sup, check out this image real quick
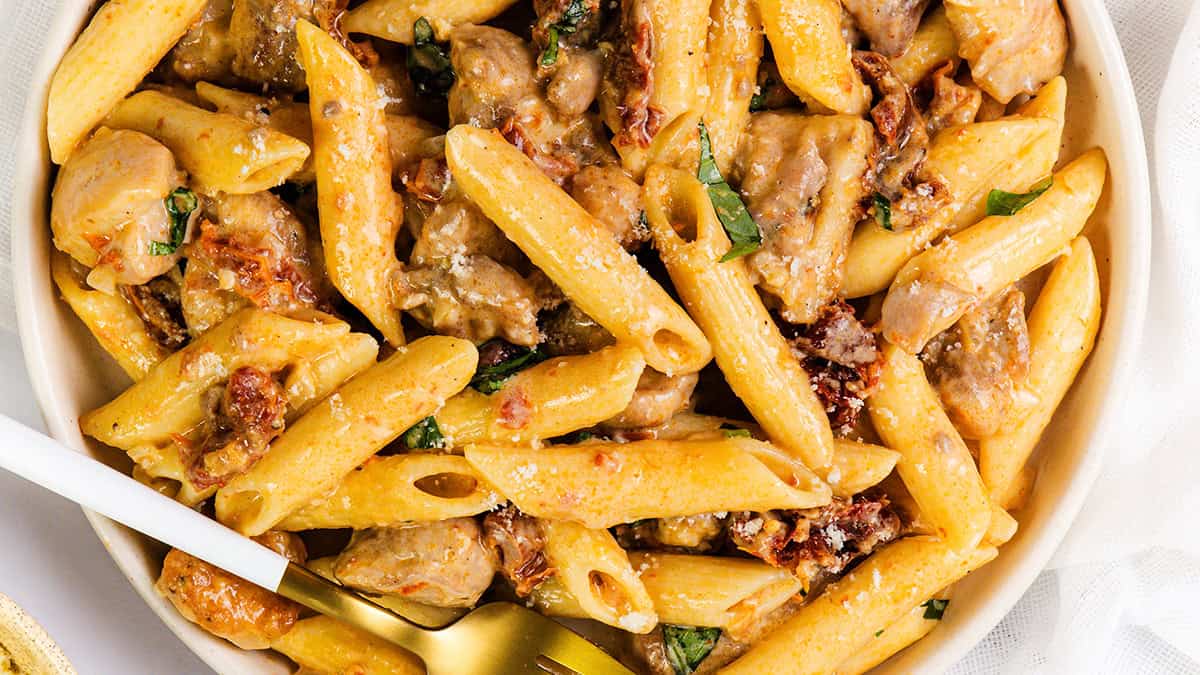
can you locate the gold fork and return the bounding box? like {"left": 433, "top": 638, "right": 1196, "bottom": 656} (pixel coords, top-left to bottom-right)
{"left": 0, "top": 414, "right": 634, "bottom": 675}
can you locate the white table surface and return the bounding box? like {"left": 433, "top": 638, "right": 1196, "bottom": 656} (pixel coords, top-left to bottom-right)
{"left": 0, "top": 329, "right": 212, "bottom": 674}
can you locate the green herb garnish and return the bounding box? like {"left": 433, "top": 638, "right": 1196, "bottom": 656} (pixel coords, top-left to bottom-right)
{"left": 408, "top": 17, "right": 455, "bottom": 97}
{"left": 698, "top": 121, "right": 761, "bottom": 261}
{"left": 539, "top": 0, "right": 588, "bottom": 66}
{"left": 401, "top": 416, "right": 445, "bottom": 449}
{"left": 663, "top": 625, "right": 721, "bottom": 675}
{"left": 985, "top": 177, "right": 1052, "bottom": 216}
{"left": 150, "top": 187, "right": 197, "bottom": 255}
{"left": 875, "top": 629, "right": 885, "bottom": 637}
{"left": 721, "top": 426, "right": 752, "bottom": 438}
{"left": 470, "top": 344, "right": 548, "bottom": 394}
{"left": 873, "top": 192, "right": 893, "bottom": 231}
{"left": 922, "top": 598, "right": 949, "bottom": 620}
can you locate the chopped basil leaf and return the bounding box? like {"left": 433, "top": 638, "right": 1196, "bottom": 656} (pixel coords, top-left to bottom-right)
{"left": 470, "top": 343, "right": 548, "bottom": 394}
{"left": 873, "top": 193, "right": 893, "bottom": 231}
{"left": 749, "top": 89, "right": 767, "bottom": 112}
{"left": 408, "top": 17, "right": 455, "bottom": 98}
{"left": 875, "top": 629, "right": 885, "bottom": 637}
{"left": 538, "top": 0, "right": 588, "bottom": 66}
{"left": 985, "top": 176, "right": 1052, "bottom": 216}
{"left": 720, "top": 423, "right": 752, "bottom": 438}
{"left": 663, "top": 625, "right": 721, "bottom": 675}
{"left": 697, "top": 121, "right": 761, "bottom": 262}
{"left": 402, "top": 416, "right": 445, "bottom": 449}
{"left": 150, "top": 187, "right": 197, "bottom": 255}
{"left": 922, "top": 598, "right": 949, "bottom": 620}
{"left": 540, "top": 27, "right": 562, "bottom": 66}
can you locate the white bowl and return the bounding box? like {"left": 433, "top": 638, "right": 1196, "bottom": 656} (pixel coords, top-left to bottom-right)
{"left": 10, "top": 0, "right": 1150, "bottom": 672}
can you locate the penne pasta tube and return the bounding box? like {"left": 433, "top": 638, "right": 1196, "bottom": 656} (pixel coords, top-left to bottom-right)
{"left": 342, "top": 0, "right": 519, "bottom": 44}
{"left": 720, "top": 537, "right": 997, "bottom": 675}
{"left": 643, "top": 165, "right": 834, "bottom": 472}
{"left": 464, "top": 438, "right": 831, "bottom": 528}
{"left": 984, "top": 502, "right": 1019, "bottom": 546}
{"left": 437, "top": 344, "right": 646, "bottom": 446}
{"left": 532, "top": 552, "right": 804, "bottom": 641}
{"left": 888, "top": 6, "right": 958, "bottom": 87}
{"left": 981, "top": 237, "right": 1101, "bottom": 508}
{"left": 832, "top": 589, "right": 953, "bottom": 675}
{"left": 828, "top": 441, "right": 902, "bottom": 498}
{"left": 215, "top": 336, "right": 478, "bottom": 535}
{"left": 297, "top": 20, "right": 406, "bottom": 346}
{"left": 51, "top": 251, "right": 170, "bottom": 381}
{"left": 757, "top": 0, "right": 870, "bottom": 115}
{"left": 704, "top": 0, "right": 763, "bottom": 175}
{"left": 867, "top": 343, "right": 993, "bottom": 550}
{"left": 46, "top": 0, "right": 208, "bottom": 164}
{"left": 539, "top": 520, "right": 658, "bottom": 633}
{"left": 276, "top": 454, "right": 504, "bottom": 530}
{"left": 104, "top": 90, "right": 310, "bottom": 195}
{"left": 445, "top": 125, "right": 712, "bottom": 375}
{"left": 881, "top": 149, "right": 1106, "bottom": 353}
{"left": 271, "top": 615, "right": 424, "bottom": 675}
{"left": 843, "top": 115, "right": 1058, "bottom": 298}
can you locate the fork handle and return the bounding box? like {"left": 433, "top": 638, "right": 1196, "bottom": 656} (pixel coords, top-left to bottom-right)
{"left": 0, "top": 414, "right": 290, "bottom": 591}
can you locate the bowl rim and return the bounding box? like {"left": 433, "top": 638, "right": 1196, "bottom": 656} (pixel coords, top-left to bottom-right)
{"left": 9, "top": 0, "right": 1152, "bottom": 671}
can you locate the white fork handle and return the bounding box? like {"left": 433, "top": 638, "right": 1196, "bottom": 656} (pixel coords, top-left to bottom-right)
{"left": 0, "top": 414, "right": 290, "bottom": 591}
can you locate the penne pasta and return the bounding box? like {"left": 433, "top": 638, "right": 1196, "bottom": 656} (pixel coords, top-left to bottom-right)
{"left": 533, "top": 552, "right": 804, "bottom": 641}
{"left": 343, "top": 0, "right": 519, "bottom": 44}
{"left": 276, "top": 454, "right": 504, "bottom": 530}
{"left": 445, "top": 125, "right": 712, "bottom": 375}
{"left": 867, "top": 343, "right": 993, "bottom": 550}
{"left": 104, "top": 90, "right": 310, "bottom": 195}
{"left": 296, "top": 20, "right": 406, "bottom": 346}
{"left": 828, "top": 441, "right": 902, "bottom": 498}
{"left": 643, "top": 165, "right": 835, "bottom": 472}
{"left": 984, "top": 502, "right": 1020, "bottom": 546}
{"left": 437, "top": 344, "right": 646, "bottom": 446}
{"left": 46, "top": 0, "right": 208, "bottom": 164}
{"left": 50, "top": 251, "right": 170, "bottom": 381}
{"left": 880, "top": 148, "right": 1106, "bottom": 352}
{"left": 270, "top": 615, "right": 424, "bottom": 675}
{"left": 832, "top": 590, "right": 952, "bottom": 675}
{"left": 981, "top": 237, "right": 1101, "bottom": 508}
{"left": 757, "top": 0, "right": 870, "bottom": 115}
{"left": 465, "top": 438, "right": 832, "bottom": 528}
{"left": 721, "top": 537, "right": 997, "bottom": 675}
{"left": 843, "top": 115, "right": 1059, "bottom": 298}
{"left": 539, "top": 520, "right": 658, "bottom": 633}
{"left": 704, "top": 0, "right": 763, "bottom": 175}
{"left": 215, "top": 336, "right": 477, "bottom": 536}
{"left": 888, "top": 6, "right": 958, "bottom": 87}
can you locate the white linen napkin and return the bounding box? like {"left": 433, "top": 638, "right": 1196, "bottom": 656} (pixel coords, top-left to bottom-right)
{"left": 0, "top": 0, "right": 1197, "bottom": 672}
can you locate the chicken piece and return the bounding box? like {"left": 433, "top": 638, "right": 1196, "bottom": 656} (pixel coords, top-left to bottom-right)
{"left": 157, "top": 536, "right": 304, "bottom": 650}
{"left": 183, "top": 365, "right": 288, "bottom": 489}
{"left": 410, "top": 197, "right": 524, "bottom": 270}
{"left": 228, "top": 0, "right": 314, "bottom": 92}
{"left": 546, "top": 48, "right": 604, "bottom": 119}
{"left": 734, "top": 113, "right": 873, "bottom": 323}
{"left": 181, "top": 192, "right": 322, "bottom": 336}
{"left": 482, "top": 504, "right": 554, "bottom": 596}
{"left": 728, "top": 493, "right": 903, "bottom": 581}
{"left": 785, "top": 301, "right": 881, "bottom": 435}
{"left": 613, "top": 513, "right": 726, "bottom": 551}
{"left": 602, "top": 369, "right": 699, "bottom": 430}
{"left": 569, "top": 164, "right": 648, "bottom": 251}
{"left": 169, "top": 0, "right": 235, "bottom": 83}
{"left": 540, "top": 302, "right": 616, "bottom": 356}
{"left": 923, "top": 287, "right": 1031, "bottom": 439}
{"left": 120, "top": 274, "right": 189, "bottom": 351}
{"left": 50, "top": 129, "right": 189, "bottom": 293}
{"left": 448, "top": 25, "right": 612, "bottom": 184}
{"left": 944, "top": 0, "right": 1068, "bottom": 103}
{"left": 840, "top": 0, "right": 931, "bottom": 57}
{"left": 923, "top": 62, "right": 982, "bottom": 135}
{"left": 333, "top": 520, "right": 497, "bottom": 608}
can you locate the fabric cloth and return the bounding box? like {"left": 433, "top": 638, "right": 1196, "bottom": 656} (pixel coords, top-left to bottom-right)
{"left": 0, "top": 0, "right": 1198, "bottom": 672}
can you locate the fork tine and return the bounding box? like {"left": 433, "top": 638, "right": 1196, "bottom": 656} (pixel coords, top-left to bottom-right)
{"left": 535, "top": 632, "right": 637, "bottom": 675}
